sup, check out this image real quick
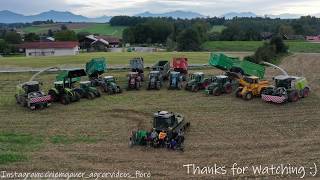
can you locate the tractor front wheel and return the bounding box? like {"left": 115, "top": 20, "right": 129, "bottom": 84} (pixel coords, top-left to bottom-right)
{"left": 289, "top": 91, "right": 299, "bottom": 102}
{"left": 224, "top": 83, "right": 232, "bottom": 94}
{"left": 213, "top": 88, "right": 221, "bottom": 96}
{"left": 243, "top": 92, "right": 253, "bottom": 100}
{"left": 236, "top": 88, "right": 243, "bottom": 98}
{"left": 87, "top": 92, "right": 95, "bottom": 100}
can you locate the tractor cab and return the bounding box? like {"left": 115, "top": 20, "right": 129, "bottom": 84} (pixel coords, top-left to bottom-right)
{"left": 54, "top": 81, "right": 65, "bottom": 91}
{"left": 80, "top": 81, "right": 92, "bottom": 89}
{"left": 273, "top": 75, "right": 296, "bottom": 89}
{"left": 191, "top": 72, "right": 204, "bottom": 82}
{"left": 104, "top": 76, "right": 116, "bottom": 83}
{"left": 149, "top": 71, "right": 161, "bottom": 80}
{"left": 243, "top": 76, "right": 259, "bottom": 84}
{"left": 212, "top": 75, "right": 229, "bottom": 84}
{"left": 153, "top": 111, "right": 177, "bottom": 132}
{"left": 170, "top": 71, "right": 181, "bottom": 78}
{"left": 128, "top": 72, "right": 139, "bottom": 78}
{"left": 130, "top": 57, "right": 144, "bottom": 72}
{"left": 22, "top": 81, "right": 40, "bottom": 94}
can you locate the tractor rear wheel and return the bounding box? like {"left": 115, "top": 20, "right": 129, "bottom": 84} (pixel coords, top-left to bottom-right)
{"left": 74, "top": 91, "right": 81, "bottom": 101}
{"left": 95, "top": 90, "right": 101, "bottom": 97}
{"left": 213, "top": 88, "right": 221, "bottom": 96}
{"left": 289, "top": 91, "right": 299, "bottom": 102}
{"left": 87, "top": 92, "right": 95, "bottom": 100}
{"left": 243, "top": 92, "right": 253, "bottom": 100}
{"left": 236, "top": 88, "right": 243, "bottom": 98}
{"left": 302, "top": 87, "right": 310, "bottom": 98}
{"left": 61, "top": 95, "right": 70, "bottom": 105}
{"left": 224, "top": 83, "right": 232, "bottom": 94}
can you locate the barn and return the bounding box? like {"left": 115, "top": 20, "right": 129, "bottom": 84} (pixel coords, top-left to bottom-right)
{"left": 18, "top": 41, "right": 79, "bottom": 57}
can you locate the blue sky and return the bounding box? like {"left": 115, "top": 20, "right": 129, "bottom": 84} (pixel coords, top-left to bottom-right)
{"left": 1, "top": 0, "right": 319, "bottom": 17}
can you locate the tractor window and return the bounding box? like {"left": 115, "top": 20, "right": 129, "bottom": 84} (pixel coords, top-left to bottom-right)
{"left": 25, "top": 84, "right": 40, "bottom": 93}
{"left": 244, "top": 77, "right": 253, "bottom": 84}
{"left": 154, "top": 117, "right": 171, "bottom": 129}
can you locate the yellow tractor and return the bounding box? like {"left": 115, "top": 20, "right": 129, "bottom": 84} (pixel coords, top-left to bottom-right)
{"left": 235, "top": 76, "right": 269, "bottom": 100}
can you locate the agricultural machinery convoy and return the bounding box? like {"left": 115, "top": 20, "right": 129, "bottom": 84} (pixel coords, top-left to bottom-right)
{"left": 152, "top": 60, "right": 170, "bottom": 80}
{"left": 15, "top": 67, "right": 59, "bottom": 110}
{"left": 129, "top": 111, "right": 190, "bottom": 151}
{"left": 147, "top": 71, "right": 163, "bottom": 90}
{"left": 172, "top": 57, "right": 188, "bottom": 80}
{"left": 168, "top": 71, "right": 183, "bottom": 90}
{"left": 185, "top": 72, "right": 211, "bottom": 92}
{"left": 130, "top": 57, "right": 144, "bottom": 81}
{"left": 127, "top": 72, "right": 142, "bottom": 90}
{"left": 48, "top": 69, "right": 86, "bottom": 105}
{"left": 205, "top": 75, "right": 238, "bottom": 96}
{"left": 260, "top": 62, "right": 310, "bottom": 104}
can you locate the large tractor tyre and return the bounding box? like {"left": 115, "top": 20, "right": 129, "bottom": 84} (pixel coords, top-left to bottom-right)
{"left": 156, "top": 82, "right": 161, "bottom": 90}
{"left": 235, "top": 88, "right": 243, "bottom": 98}
{"left": 74, "top": 91, "right": 81, "bottom": 101}
{"left": 302, "top": 87, "right": 310, "bottom": 98}
{"left": 224, "top": 83, "right": 232, "bottom": 94}
{"left": 101, "top": 84, "right": 108, "bottom": 93}
{"left": 213, "top": 88, "right": 221, "bottom": 96}
{"left": 95, "top": 90, "right": 101, "bottom": 97}
{"left": 117, "top": 86, "right": 122, "bottom": 93}
{"left": 243, "top": 92, "right": 253, "bottom": 100}
{"left": 60, "top": 95, "right": 71, "bottom": 105}
{"left": 135, "top": 82, "right": 141, "bottom": 90}
{"left": 87, "top": 92, "right": 95, "bottom": 100}
{"left": 48, "top": 90, "right": 59, "bottom": 102}
{"left": 191, "top": 85, "right": 198, "bottom": 92}
{"left": 289, "top": 91, "right": 299, "bottom": 102}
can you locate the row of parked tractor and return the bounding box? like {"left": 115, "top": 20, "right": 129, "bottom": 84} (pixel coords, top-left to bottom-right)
{"left": 15, "top": 53, "right": 310, "bottom": 110}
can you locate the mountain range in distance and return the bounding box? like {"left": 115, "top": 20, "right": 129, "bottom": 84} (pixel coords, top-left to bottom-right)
{"left": 0, "top": 10, "right": 319, "bottom": 23}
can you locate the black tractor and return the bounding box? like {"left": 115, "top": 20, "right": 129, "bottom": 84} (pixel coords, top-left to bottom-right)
{"left": 205, "top": 75, "right": 237, "bottom": 96}
{"left": 147, "top": 71, "right": 162, "bottom": 90}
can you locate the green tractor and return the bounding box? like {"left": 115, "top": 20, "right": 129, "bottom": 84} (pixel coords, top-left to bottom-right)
{"left": 48, "top": 69, "right": 86, "bottom": 105}
{"left": 129, "top": 111, "right": 190, "bottom": 150}
{"left": 77, "top": 81, "right": 101, "bottom": 99}
{"left": 205, "top": 75, "right": 238, "bottom": 96}
{"left": 147, "top": 71, "right": 162, "bottom": 90}
{"left": 103, "top": 76, "right": 122, "bottom": 94}
{"left": 185, "top": 72, "right": 211, "bottom": 92}
{"left": 168, "top": 71, "right": 183, "bottom": 90}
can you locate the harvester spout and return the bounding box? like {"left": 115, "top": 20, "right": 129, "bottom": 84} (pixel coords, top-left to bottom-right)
{"left": 29, "top": 67, "right": 61, "bottom": 82}
{"left": 261, "top": 62, "right": 288, "bottom": 76}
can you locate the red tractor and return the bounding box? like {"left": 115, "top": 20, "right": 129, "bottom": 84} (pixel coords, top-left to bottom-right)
{"left": 127, "top": 72, "right": 142, "bottom": 90}
{"left": 172, "top": 57, "right": 188, "bottom": 81}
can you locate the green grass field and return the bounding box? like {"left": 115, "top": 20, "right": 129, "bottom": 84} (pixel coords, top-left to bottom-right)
{"left": 20, "top": 23, "right": 126, "bottom": 38}
{"left": 0, "top": 52, "right": 237, "bottom": 68}
{"left": 203, "top": 41, "right": 320, "bottom": 53}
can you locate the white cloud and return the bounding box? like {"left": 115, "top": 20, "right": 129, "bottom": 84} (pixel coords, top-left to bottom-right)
{"left": 0, "top": 0, "right": 319, "bottom": 17}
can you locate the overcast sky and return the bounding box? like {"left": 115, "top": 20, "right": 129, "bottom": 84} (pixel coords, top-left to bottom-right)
{"left": 1, "top": 0, "right": 319, "bottom": 17}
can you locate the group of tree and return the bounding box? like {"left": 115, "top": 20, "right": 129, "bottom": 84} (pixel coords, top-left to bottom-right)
{"left": 113, "top": 15, "right": 320, "bottom": 51}
{"left": 244, "top": 36, "right": 288, "bottom": 63}
{"left": 0, "top": 29, "right": 22, "bottom": 54}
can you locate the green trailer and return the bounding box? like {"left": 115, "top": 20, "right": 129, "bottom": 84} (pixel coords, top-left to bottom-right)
{"left": 209, "top": 53, "right": 266, "bottom": 79}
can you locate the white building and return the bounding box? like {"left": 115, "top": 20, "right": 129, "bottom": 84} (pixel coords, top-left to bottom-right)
{"left": 19, "top": 41, "right": 79, "bottom": 57}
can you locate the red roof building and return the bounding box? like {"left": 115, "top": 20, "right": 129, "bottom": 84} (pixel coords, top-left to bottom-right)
{"left": 18, "top": 41, "right": 79, "bottom": 57}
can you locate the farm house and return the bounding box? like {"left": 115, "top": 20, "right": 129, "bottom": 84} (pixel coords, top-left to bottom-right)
{"left": 79, "top": 35, "right": 121, "bottom": 51}
{"left": 18, "top": 41, "right": 79, "bottom": 57}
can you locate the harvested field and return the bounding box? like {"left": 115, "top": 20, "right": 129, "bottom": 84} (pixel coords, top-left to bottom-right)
{"left": 0, "top": 53, "right": 319, "bottom": 179}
